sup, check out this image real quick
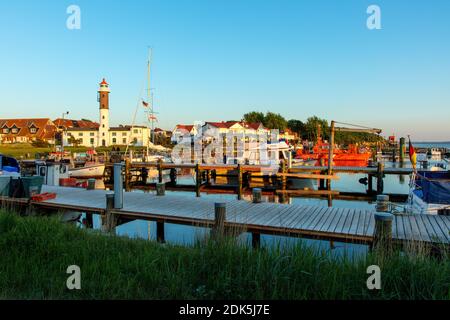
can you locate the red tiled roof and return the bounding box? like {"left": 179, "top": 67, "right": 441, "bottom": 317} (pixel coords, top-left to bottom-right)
{"left": 54, "top": 118, "right": 99, "bottom": 129}
{"left": 205, "top": 121, "right": 241, "bottom": 129}
{"left": 175, "top": 124, "right": 194, "bottom": 132}
{"left": 0, "top": 118, "right": 56, "bottom": 141}
{"left": 244, "top": 122, "right": 265, "bottom": 130}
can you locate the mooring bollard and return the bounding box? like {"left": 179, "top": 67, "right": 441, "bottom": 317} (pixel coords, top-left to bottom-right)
{"left": 156, "top": 182, "right": 165, "bottom": 196}
{"left": 212, "top": 202, "right": 226, "bottom": 238}
{"left": 373, "top": 212, "right": 394, "bottom": 252}
{"left": 376, "top": 194, "right": 390, "bottom": 212}
{"left": 103, "top": 193, "right": 116, "bottom": 233}
{"left": 252, "top": 188, "right": 262, "bottom": 203}
{"left": 113, "top": 163, "right": 124, "bottom": 209}
{"left": 87, "top": 178, "right": 96, "bottom": 190}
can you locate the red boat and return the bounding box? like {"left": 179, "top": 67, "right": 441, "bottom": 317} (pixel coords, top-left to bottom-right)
{"left": 296, "top": 139, "right": 372, "bottom": 167}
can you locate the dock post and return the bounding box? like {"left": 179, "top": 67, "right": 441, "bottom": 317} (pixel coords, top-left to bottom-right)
{"left": 141, "top": 167, "right": 148, "bottom": 184}
{"left": 281, "top": 160, "right": 287, "bottom": 190}
{"left": 399, "top": 137, "right": 405, "bottom": 163}
{"left": 252, "top": 232, "right": 261, "bottom": 249}
{"left": 124, "top": 158, "right": 131, "bottom": 192}
{"left": 156, "top": 182, "right": 165, "bottom": 196}
{"left": 169, "top": 168, "right": 177, "bottom": 186}
{"left": 212, "top": 202, "right": 226, "bottom": 239}
{"left": 319, "top": 158, "right": 325, "bottom": 190}
{"left": 373, "top": 212, "right": 394, "bottom": 253}
{"left": 87, "top": 178, "right": 96, "bottom": 190}
{"left": 156, "top": 221, "right": 165, "bottom": 243}
{"left": 376, "top": 194, "right": 390, "bottom": 212}
{"left": 157, "top": 158, "right": 163, "bottom": 183}
{"left": 113, "top": 163, "right": 124, "bottom": 209}
{"left": 376, "top": 162, "right": 384, "bottom": 194}
{"left": 237, "top": 164, "right": 243, "bottom": 200}
{"left": 367, "top": 174, "right": 373, "bottom": 195}
{"left": 195, "top": 163, "right": 201, "bottom": 197}
{"left": 252, "top": 188, "right": 262, "bottom": 203}
{"left": 327, "top": 121, "right": 335, "bottom": 191}
{"left": 103, "top": 193, "right": 117, "bottom": 233}
{"left": 85, "top": 212, "right": 93, "bottom": 228}
{"left": 206, "top": 169, "right": 211, "bottom": 185}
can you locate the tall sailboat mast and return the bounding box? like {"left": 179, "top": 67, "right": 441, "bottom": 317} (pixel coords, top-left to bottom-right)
{"left": 147, "top": 48, "right": 155, "bottom": 146}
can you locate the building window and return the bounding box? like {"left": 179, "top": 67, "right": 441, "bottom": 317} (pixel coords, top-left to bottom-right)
{"left": 112, "top": 132, "right": 116, "bottom": 136}
{"left": 102, "top": 116, "right": 105, "bottom": 119}
{"left": 90, "top": 138, "right": 94, "bottom": 145}
{"left": 122, "top": 132, "right": 127, "bottom": 136}
{"left": 11, "top": 128, "right": 19, "bottom": 134}
{"left": 90, "top": 132, "right": 95, "bottom": 136}
{"left": 30, "top": 127, "right": 37, "bottom": 134}
{"left": 122, "top": 138, "right": 126, "bottom": 144}
{"left": 2, "top": 128, "right": 9, "bottom": 134}
{"left": 112, "top": 138, "right": 116, "bottom": 144}
{"left": 78, "top": 133, "right": 83, "bottom": 137}
{"left": 133, "top": 129, "right": 139, "bottom": 134}
{"left": 102, "top": 133, "right": 105, "bottom": 136}
{"left": 102, "top": 124, "right": 105, "bottom": 128}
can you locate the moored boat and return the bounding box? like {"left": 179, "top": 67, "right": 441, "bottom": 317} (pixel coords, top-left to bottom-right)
{"left": 0, "top": 154, "right": 20, "bottom": 176}
{"left": 408, "top": 170, "right": 450, "bottom": 215}
{"left": 69, "top": 163, "right": 105, "bottom": 178}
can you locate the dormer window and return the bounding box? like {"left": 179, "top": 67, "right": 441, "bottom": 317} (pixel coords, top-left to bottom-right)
{"left": 29, "top": 124, "right": 38, "bottom": 134}
{"left": 11, "top": 126, "right": 19, "bottom": 134}
{"left": 2, "top": 127, "right": 9, "bottom": 134}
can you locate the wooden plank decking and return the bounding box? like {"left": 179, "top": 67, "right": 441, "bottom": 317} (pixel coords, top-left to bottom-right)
{"left": 3, "top": 185, "right": 449, "bottom": 246}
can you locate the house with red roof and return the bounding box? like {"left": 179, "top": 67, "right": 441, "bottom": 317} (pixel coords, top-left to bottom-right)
{"left": 0, "top": 118, "right": 57, "bottom": 144}
{"left": 171, "top": 124, "right": 198, "bottom": 143}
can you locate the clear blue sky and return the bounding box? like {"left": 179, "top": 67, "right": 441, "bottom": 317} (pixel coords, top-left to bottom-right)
{"left": 1, "top": 0, "right": 449, "bottom": 140}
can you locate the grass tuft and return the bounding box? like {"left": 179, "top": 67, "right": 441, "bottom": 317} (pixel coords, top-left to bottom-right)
{"left": 0, "top": 209, "right": 449, "bottom": 300}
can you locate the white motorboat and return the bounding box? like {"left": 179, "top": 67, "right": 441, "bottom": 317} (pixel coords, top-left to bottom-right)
{"left": 69, "top": 163, "right": 105, "bottom": 178}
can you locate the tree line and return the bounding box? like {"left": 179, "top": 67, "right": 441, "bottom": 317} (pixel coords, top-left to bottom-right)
{"left": 242, "top": 111, "right": 383, "bottom": 145}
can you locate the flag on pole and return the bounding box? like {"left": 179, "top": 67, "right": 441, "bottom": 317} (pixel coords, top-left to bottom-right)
{"left": 142, "top": 100, "right": 149, "bottom": 108}
{"left": 408, "top": 135, "right": 417, "bottom": 169}
{"left": 148, "top": 114, "right": 158, "bottom": 122}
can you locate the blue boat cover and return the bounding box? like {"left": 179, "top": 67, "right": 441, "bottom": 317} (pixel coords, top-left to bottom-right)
{"left": 416, "top": 171, "right": 450, "bottom": 204}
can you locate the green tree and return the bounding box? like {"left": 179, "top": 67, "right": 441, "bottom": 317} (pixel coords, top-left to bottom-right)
{"left": 303, "top": 116, "right": 329, "bottom": 142}
{"left": 67, "top": 135, "right": 82, "bottom": 147}
{"left": 264, "top": 112, "right": 288, "bottom": 130}
{"left": 243, "top": 111, "right": 265, "bottom": 124}
{"left": 287, "top": 119, "right": 305, "bottom": 136}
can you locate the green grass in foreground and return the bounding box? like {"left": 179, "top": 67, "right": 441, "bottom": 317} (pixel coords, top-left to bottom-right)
{"left": 0, "top": 210, "right": 449, "bottom": 299}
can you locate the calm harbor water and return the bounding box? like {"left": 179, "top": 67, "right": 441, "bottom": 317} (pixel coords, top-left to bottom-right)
{"left": 80, "top": 158, "right": 428, "bottom": 257}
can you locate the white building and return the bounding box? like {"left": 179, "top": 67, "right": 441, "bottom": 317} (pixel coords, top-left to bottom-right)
{"left": 63, "top": 79, "right": 150, "bottom": 148}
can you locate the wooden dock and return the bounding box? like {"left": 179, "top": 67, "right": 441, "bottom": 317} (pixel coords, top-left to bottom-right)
{"left": 3, "top": 185, "right": 449, "bottom": 247}
{"left": 99, "top": 161, "right": 413, "bottom": 204}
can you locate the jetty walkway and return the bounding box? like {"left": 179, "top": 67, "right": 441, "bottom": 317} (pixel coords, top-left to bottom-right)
{"left": 2, "top": 185, "right": 449, "bottom": 247}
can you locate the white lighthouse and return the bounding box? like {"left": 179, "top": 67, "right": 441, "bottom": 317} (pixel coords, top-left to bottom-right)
{"left": 98, "top": 78, "right": 110, "bottom": 147}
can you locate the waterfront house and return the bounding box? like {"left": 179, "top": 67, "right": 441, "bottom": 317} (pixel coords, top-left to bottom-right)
{"left": 0, "top": 118, "right": 57, "bottom": 144}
